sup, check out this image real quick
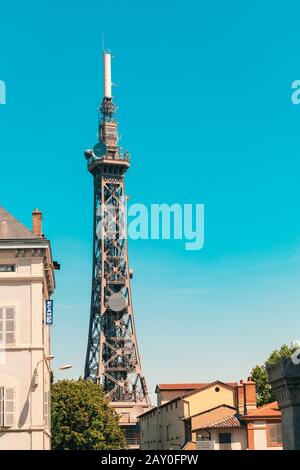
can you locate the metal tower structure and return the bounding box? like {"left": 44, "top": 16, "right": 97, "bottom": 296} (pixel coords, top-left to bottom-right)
{"left": 84, "top": 52, "right": 150, "bottom": 444}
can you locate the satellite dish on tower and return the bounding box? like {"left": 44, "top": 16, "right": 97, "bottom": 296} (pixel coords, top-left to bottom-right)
{"left": 108, "top": 293, "right": 127, "bottom": 312}
{"left": 93, "top": 142, "right": 106, "bottom": 158}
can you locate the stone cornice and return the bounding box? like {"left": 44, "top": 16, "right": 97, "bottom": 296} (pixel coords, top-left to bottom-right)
{"left": 0, "top": 238, "right": 55, "bottom": 295}
{"left": 267, "top": 358, "right": 300, "bottom": 408}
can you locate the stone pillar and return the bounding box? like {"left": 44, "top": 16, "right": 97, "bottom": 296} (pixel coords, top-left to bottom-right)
{"left": 267, "top": 357, "right": 300, "bottom": 450}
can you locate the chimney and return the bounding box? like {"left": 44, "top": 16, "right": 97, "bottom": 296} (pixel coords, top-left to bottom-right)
{"left": 236, "top": 380, "right": 245, "bottom": 415}
{"left": 243, "top": 376, "right": 257, "bottom": 414}
{"left": 32, "top": 208, "right": 43, "bottom": 238}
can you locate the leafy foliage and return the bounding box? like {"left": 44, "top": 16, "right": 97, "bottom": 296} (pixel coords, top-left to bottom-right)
{"left": 251, "top": 343, "right": 298, "bottom": 406}
{"left": 51, "top": 379, "right": 125, "bottom": 450}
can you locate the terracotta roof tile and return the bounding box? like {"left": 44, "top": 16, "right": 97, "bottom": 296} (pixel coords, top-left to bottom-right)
{"left": 245, "top": 401, "right": 281, "bottom": 418}
{"left": 199, "top": 415, "right": 242, "bottom": 429}
{"left": 157, "top": 382, "right": 237, "bottom": 391}
{"left": 157, "top": 383, "right": 208, "bottom": 390}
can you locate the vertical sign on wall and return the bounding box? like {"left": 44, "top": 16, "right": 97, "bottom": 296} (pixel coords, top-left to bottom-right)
{"left": 45, "top": 300, "right": 53, "bottom": 326}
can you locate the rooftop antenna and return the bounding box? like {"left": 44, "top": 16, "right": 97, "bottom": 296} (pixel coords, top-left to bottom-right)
{"left": 103, "top": 50, "right": 112, "bottom": 99}
{"left": 100, "top": 47, "right": 115, "bottom": 118}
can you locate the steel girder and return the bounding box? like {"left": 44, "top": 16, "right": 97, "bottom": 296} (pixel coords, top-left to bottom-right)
{"left": 84, "top": 156, "right": 149, "bottom": 405}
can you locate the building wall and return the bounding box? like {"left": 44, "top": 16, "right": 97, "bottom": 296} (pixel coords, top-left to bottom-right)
{"left": 184, "top": 385, "right": 235, "bottom": 417}
{"left": 140, "top": 407, "right": 159, "bottom": 449}
{"left": 140, "top": 399, "right": 186, "bottom": 450}
{"left": 141, "top": 381, "right": 283, "bottom": 451}
{"left": 159, "top": 399, "right": 185, "bottom": 449}
{"left": 208, "top": 429, "right": 247, "bottom": 450}
{"left": 157, "top": 389, "right": 194, "bottom": 406}
{"left": 140, "top": 383, "right": 236, "bottom": 450}
{"left": 252, "top": 421, "right": 282, "bottom": 450}
{"left": 0, "top": 249, "right": 51, "bottom": 450}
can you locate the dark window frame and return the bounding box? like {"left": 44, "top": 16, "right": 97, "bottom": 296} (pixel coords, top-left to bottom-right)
{"left": 219, "top": 432, "right": 232, "bottom": 444}
{"left": 0, "top": 265, "right": 16, "bottom": 273}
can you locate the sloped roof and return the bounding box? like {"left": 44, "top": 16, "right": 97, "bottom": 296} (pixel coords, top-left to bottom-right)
{"left": 198, "top": 415, "right": 242, "bottom": 430}
{"left": 157, "top": 383, "right": 208, "bottom": 391}
{"left": 244, "top": 401, "right": 281, "bottom": 418}
{"left": 0, "top": 207, "right": 36, "bottom": 240}
{"left": 157, "top": 382, "right": 237, "bottom": 392}
{"left": 182, "top": 381, "right": 237, "bottom": 399}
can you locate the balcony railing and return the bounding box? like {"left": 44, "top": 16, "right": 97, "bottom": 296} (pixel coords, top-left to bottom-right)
{"left": 126, "top": 438, "right": 140, "bottom": 447}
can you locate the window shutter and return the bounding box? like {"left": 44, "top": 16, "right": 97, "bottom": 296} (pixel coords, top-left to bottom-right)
{"left": 5, "top": 308, "right": 15, "bottom": 345}
{"left": 269, "top": 424, "right": 277, "bottom": 442}
{"left": 268, "top": 423, "right": 282, "bottom": 444}
{"left": 0, "top": 309, "right": 3, "bottom": 344}
{"left": 44, "top": 390, "right": 51, "bottom": 428}
{"left": 277, "top": 424, "right": 282, "bottom": 443}
{"left": 0, "top": 387, "right": 4, "bottom": 427}
{"left": 44, "top": 391, "right": 49, "bottom": 427}
{"left": 4, "top": 388, "right": 14, "bottom": 427}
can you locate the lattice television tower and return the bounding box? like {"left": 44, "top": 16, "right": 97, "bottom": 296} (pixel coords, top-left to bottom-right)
{"left": 84, "top": 52, "right": 151, "bottom": 443}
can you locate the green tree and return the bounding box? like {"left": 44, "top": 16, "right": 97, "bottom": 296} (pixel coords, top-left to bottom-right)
{"left": 251, "top": 343, "right": 298, "bottom": 406}
{"left": 51, "top": 379, "right": 125, "bottom": 450}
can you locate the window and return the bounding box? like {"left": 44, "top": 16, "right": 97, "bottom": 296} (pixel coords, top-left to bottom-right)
{"left": 0, "top": 264, "right": 15, "bottom": 273}
{"left": 267, "top": 423, "right": 282, "bottom": 446}
{"left": 0, "top": 387, "right": 14, "bottom": 427}
{"left": 219, "top": 432, "right": 232, "bottom": 444}
{"left": 0, "top": 307, "right": 16, "bottom": 345}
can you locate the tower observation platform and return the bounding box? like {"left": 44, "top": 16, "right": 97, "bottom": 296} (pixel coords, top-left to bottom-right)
{"left": 84, "top": 51, "right": 151, "bottom": 448}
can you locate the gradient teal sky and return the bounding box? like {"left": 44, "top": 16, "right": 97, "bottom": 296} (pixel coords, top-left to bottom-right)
{"left": 1, "top": 1, "right": 300, "bottom": 400}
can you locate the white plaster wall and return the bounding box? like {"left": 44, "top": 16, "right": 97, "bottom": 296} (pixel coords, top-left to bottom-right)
{"left": 210, "top": 429, "right": 247, "bottom": 450}
{"left": 253, "top": 421, "right": 282, "bottom": 450}
{"left": 0, "top": 431, "right": 31, "bottom": 450}
{"left": 140, "top": 410, "right": 159, "bottom": 450}
{"left": 254, "top": 422, "right": 267, "bottom": 450}
{"left": 0, "top": 254, "right": 50, "bottom": 450}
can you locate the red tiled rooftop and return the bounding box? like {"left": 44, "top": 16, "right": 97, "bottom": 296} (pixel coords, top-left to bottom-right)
{"left": 245, "top": 401, "right": 281, "bottom": 418}
{"left": 198, "top": 415, "right": 242, "bottom": 430}
{"left": 157, "top": 383, "right": 208, "bottom": 390}
{"left": 157, "top": 382, "right": 237, "bottom": 391}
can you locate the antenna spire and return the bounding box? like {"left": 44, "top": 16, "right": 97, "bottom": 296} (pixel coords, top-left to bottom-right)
{"left": 101, "top": 50, "right": 116, "bottom": 118}
{"left": 103, "top": 51, "right": 112, "bottom": 99}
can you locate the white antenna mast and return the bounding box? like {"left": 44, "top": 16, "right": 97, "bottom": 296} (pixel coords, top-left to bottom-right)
{"left": 103, "top": 51, "right": 112, "bottom": 99}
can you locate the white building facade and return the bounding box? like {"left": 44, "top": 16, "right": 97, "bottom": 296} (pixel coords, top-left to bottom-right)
{"left": 0, "top": 208, "right": 55, "bottom": 450}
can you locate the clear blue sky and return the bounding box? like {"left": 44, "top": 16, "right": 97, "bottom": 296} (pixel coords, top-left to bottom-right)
{"left": 1, "top": 1, "right": 300, "bottom": 400}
